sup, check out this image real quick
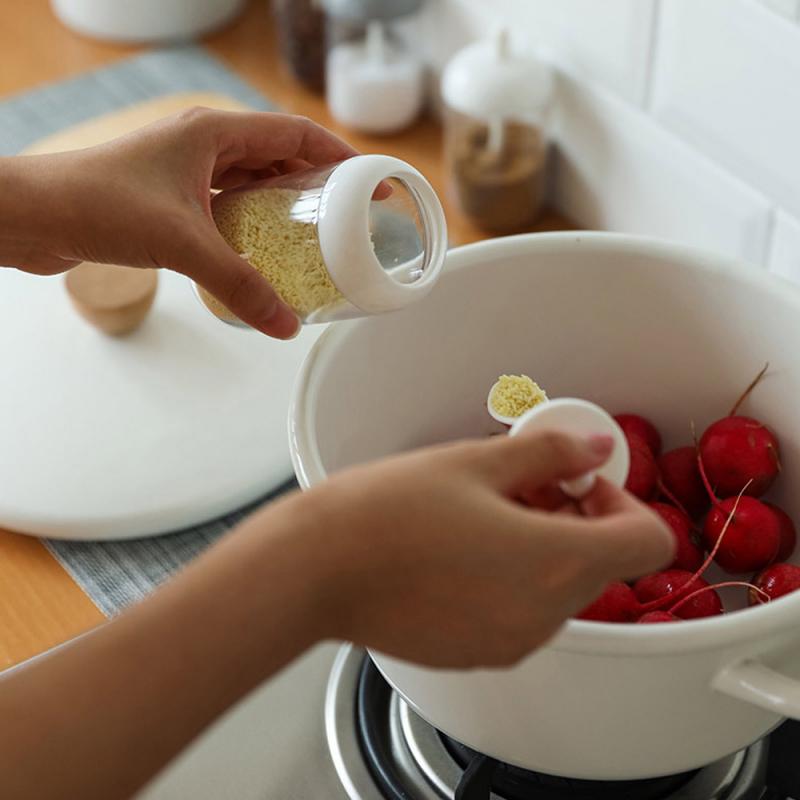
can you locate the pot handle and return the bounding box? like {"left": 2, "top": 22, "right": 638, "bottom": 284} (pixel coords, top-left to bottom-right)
{"left": 712, "top": 660, "right": 800, "bottom": 718}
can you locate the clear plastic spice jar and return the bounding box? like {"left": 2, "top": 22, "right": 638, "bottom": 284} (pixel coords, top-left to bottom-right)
{"left": 196, "top": 155, "right": 447, "bottom": 325}
{"left": 321, "top": 0, "right": 426, "bottom": 134}
{"left": 272, "top": 0, "right": 328, "bottom": 93}
{"left": 441, "top": 31, "right": 553, "bottom": 234}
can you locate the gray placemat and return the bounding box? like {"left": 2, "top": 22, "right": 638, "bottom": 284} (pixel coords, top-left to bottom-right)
{"left": 1, "top": 45, "right": 294, "bottom": 616}
{"left": 46, "top": 479, "right": 298, "bottom": 617}
{"left": 0, "top": 45, "right": 273, "bottom": 154}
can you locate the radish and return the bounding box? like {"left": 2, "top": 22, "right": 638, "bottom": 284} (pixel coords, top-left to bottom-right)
{"left": 577, "top": 582, "right": 642, "bottom": 623}
{"left": 698, "top": 364, "right": 779, "bottom": 498}
{"left": 668, "top": 580, "right": 766, "bottom": 618}
{"left": 657, "top": 446, "right": 709, "bottom": 519}
{"left": 765, "top": 503, "right": 797, "bottom": 562}
{"left": 699, "top": 417, "right": 780, "bottom": 498}
{"left": 702, "top": 497, "right": 780, "bottom": 573}
{"left": 648, "top": 502, "right": 704, "bottom": 571}
{"left": 633, "top": 570, "right": 722, "bottom": 619}
{"left": 749, "top": 563, "right": 800, "bottom": 604}
{"left": 625, "top": 434, "right": 659, "bottom": 501}
{"left": 637, "top": 611, "right": 680, "bottom": 624}
{"left": 615, "top": 414, "right": 662, "bottom": 456}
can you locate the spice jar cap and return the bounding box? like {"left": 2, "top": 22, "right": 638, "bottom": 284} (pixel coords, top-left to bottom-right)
{"left": 317, "top": 155, "right": 447, "bottom": 315}
{"left": 319, "top": 0, "right": 423, "bottom": 21}
{"left": 441, "top": 29, "right": 553, "bottom": 120}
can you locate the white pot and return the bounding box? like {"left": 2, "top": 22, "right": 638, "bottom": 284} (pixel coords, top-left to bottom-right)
{"left": 289, "top": 232, "right": 800, "bottom": 780}
{"left": 51, "top": 0, "right": 246, "bottom": 43}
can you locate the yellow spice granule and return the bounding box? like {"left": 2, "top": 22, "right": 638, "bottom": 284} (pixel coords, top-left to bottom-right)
{"left": 201, "top": 187, "right": 344, "bottom": 321}
{"left": 490, "top": 374, "right": 548, "bottom": 418}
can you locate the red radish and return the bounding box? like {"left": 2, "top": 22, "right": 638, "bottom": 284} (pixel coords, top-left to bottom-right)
{"left": 699, "top": 416, "right": 780, "bottom": 498}
{"left": 615, "top": 414, "right": 662, "bottom": 456}
{"left": 625, "top": 435, "right": 659, "bottom": 501}
{"left": 658, "top": 447, "right": 709, "bottom": 519}
{"left": 577, "top": 582, "right": 642, "bottom": 623}
{"left": 765, "top": 503, "right": 797, "bottom": 562}
{"left": 668, "top": 580, "right": 764, "bottom": 618}
{"left": 638, "top": 611, "right": 680, "bottom": 624}
{"left": 749, "top": 563, "right": 800, "bottom": 604}
{"left": 649, "top": 502, "right": 704, "bottom": 571}
{"left": 633, "top": 570, "right": 722, "bottom": 619}
{"left": 702, "top": 496, "right": 781, "bottom": 573}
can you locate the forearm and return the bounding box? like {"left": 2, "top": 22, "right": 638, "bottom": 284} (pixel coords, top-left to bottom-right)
{"left": 0, "top": 153, "right": 85, "bottom": 272}
{"left": 0, "top": 491, "right": 336, "bottom": 800}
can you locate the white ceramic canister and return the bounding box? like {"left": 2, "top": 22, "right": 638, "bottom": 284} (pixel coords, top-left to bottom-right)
{"left": 321, "top": 0, "right": 426, "bottom": 134}
{"left": 51, "top": 0, "right": 246, "bottom": 43}
{"left": 197, "top": 154, "right": 447, "bottom": 325}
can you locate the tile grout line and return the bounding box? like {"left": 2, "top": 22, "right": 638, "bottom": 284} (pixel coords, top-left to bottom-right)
{"left": 641, "top": 0, "right": 663, "bottom": 111}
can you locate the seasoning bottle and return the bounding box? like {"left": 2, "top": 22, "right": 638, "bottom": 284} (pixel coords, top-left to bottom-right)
{"left": 321, "top": 0, "right": 426, "bottom": 134}
{"left": 196, "top": 155, "right": 447, "bottom": 325}
{"left": 441, "top": 30, "right": 553, "bottom": 233}
{"left": 272, "top": 0, "right": 327, "bottom": 93}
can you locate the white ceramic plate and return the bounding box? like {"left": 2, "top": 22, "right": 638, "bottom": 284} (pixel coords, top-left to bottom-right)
{"left": 0, "top": 268, "right": 322, "bottom": 540}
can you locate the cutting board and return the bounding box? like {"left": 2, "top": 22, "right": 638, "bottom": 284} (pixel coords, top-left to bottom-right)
{"left": 0, "top": 93, "right": 323, "bottom": 540}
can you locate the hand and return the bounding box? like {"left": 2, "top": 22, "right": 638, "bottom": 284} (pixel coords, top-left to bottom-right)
{"left": 305, "top": 431, "right": 674, "bottom": 668}
{"left": 3, "top": 109, "right": 358, "bottom": 338}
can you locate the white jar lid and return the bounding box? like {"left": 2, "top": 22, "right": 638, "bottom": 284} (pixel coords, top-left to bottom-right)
{"left": 441, "top": 30, "right": 553, "bottom": 120}
{"left": 317, "top": 155, "right": 447, "bottom": 315}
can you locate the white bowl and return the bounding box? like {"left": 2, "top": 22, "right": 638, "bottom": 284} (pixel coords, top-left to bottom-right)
{"left": 289, "top": 232, "right": 800, "bottom": 779}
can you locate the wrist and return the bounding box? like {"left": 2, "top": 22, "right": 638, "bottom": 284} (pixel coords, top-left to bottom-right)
{"left": 0, "top": 153, "right": 87, "bottom": 272}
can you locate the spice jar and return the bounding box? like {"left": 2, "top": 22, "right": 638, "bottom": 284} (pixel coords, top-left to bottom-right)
{"left": 321, "top": 0, "right": 426, "bottom": 134}
{"left": 441, "top": 31, "right": 553, "bottom": 234}
{"left": 272, "top": 0, "right": 327, "bottom": 93}
{"left": 196, "top": 155, "right": 447, "bottom": 325}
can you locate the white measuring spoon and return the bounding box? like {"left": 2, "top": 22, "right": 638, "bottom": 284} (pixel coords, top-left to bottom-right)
{"left": 508, "top": 398, "right": 630, "bottom": 498}
{"left": 487, "top": 377, "right": 547, "bottom": 426}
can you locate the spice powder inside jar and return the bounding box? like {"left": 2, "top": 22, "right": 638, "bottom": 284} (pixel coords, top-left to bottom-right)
{"left": 201, "top": 187, "right": 344, "bottom": 322}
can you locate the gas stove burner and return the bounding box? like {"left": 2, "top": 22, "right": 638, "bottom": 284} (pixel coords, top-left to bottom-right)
{"left": 325, "top": 645, "right": 781, "bottom": 800}
{"left": 438, "top": 735, "right": 697, "bottom": 799}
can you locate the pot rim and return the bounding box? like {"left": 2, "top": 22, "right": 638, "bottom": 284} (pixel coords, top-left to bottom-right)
{"left": 288, "top": 231, "right": 800, "bottom": 657}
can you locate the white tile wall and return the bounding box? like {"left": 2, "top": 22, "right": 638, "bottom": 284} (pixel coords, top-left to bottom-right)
{"left": 552, "top": 74, "right": 772, "bottom": 263}
{"left": 768, "top": 211, "right": 800, "bottom": 282}
{"left": 760, "top": 0, "right": 800, "bottom": 19}
{"left": 435, "top": 0, "right": 800, "bottom": 269}
{"left": 458, "top": 0, "right": 657, "bottom": 105}
{"left": 651, "top": 0, "right": 800, "bottom": 219}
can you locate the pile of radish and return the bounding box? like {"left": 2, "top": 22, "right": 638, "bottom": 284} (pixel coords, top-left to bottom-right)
{"left": 578, "top": 365, "right": 800, "bottom": 624}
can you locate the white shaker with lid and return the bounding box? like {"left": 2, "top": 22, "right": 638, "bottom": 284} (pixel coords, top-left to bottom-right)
{"left": 197, "top": 154, "right": 447, "bottom": 325}
{"left": 321, "top": 0, "right": 427, "bottom": 134}
{"left": 441, "top": 30, "right": 553, "bottom": 233}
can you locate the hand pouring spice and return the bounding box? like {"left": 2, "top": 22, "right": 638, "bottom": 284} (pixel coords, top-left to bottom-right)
{"left": 197, "top": 154, "right": 447, "bottom": 325}
{"left": 442, "top": 30, "right": 553, "bottom": 233}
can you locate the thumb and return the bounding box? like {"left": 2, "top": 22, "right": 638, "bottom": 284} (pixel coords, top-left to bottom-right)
{"left": 184, "top": 228, "right": 300, "bottom": 339}
{"left": 483, "top": 430, "right": 615, "bottom": 493}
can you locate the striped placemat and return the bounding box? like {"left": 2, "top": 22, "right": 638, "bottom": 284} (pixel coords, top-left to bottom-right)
{"left": 0, "top": 45, "right": 297, "bottom": 615}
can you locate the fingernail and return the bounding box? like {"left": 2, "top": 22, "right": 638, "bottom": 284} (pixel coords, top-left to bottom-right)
{"left": 589, "top": 434, "right": 614, "bottom": 456}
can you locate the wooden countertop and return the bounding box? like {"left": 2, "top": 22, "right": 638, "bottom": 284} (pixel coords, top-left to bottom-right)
{"left": 0, "top": 0, "right": 572, "bottom": 670}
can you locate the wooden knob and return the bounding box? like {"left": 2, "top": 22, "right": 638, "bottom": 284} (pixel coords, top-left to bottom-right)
{"left": 65, "top": 263, "right": 158, "bottom": 336}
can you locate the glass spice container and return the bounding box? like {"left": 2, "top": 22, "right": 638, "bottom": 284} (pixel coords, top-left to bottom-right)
{"left": 441, "top": 30, "right": 553, "bottom": 234}
{"left": 272, "top": 0, "right": 327, "bottom": 93}
{"left": 321, "top": 0, "right": 426, "bottom": 134}
{"left": 196, "top": 155, "right": 447, "bottom": 325}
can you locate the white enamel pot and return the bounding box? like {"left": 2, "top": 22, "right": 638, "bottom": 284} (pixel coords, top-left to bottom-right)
{"left": 289, "top": 232, "right": 800, "bottom": 780}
